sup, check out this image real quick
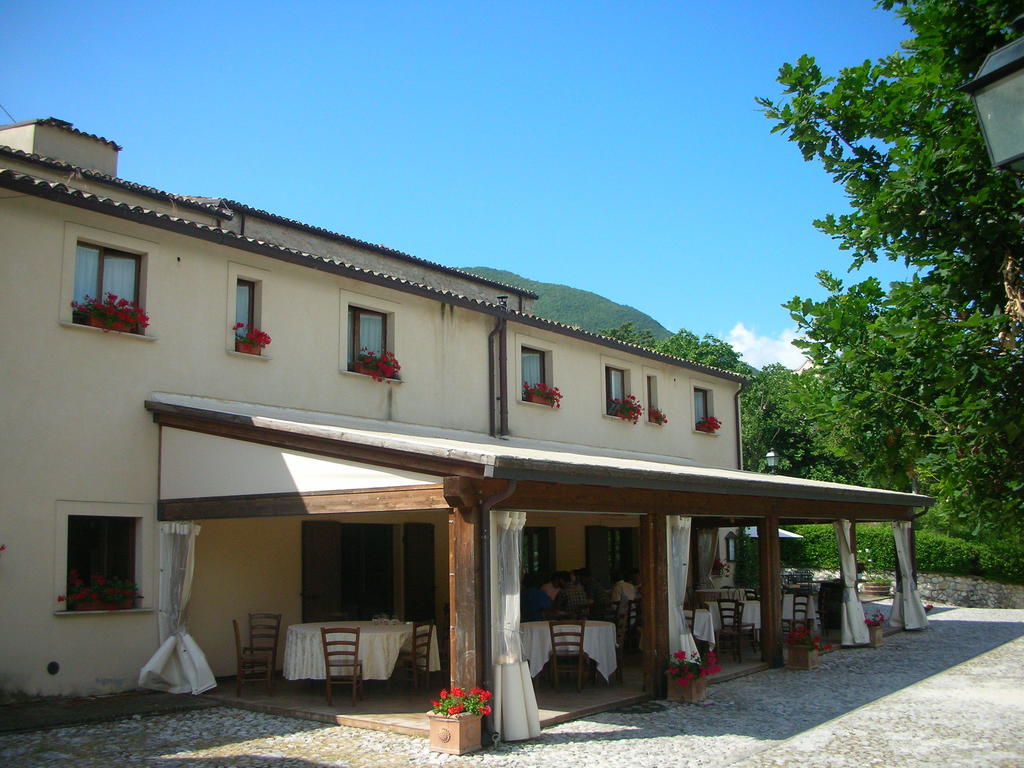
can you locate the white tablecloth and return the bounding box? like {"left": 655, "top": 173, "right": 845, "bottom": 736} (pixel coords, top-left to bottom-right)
{"left": 283, "top": 621, "right": 441, "bottom": 681}
{"left": 707, "top": 597, "right": 818, "bottom": 632}
{"left": 689, "top": 608, "right": 716, "bottom": 647}
{"left": 521, "top": 621, "right": 618, "bottom": 682}
{"left": 696, "top": 588, "right": 747, "bottom": 602}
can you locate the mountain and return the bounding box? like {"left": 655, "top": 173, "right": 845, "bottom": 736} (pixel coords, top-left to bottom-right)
{"left": 461, "top": 267, "right": 673, "bottom": 339}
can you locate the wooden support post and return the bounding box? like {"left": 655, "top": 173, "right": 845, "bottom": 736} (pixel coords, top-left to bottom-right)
{"left": 849, "top": 522, "right": 858, "bottom": 570}
{"left": 640, "top": 512, "right": 669, "bottom": 697}
{"left": 758, "top": 515, "right": 783, "bottom": 667}
{"left": 448, "top": 503, "right": 483, "bottom": 690}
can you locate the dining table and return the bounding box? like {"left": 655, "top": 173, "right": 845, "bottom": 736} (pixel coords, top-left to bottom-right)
{"left": 520, "top": 620, "right": 618, "bottom": 682}
{"left": 688, "top": 608, "right": 717, "bottom": 647}
{"left": 705, "top": 596, "right": 819, "bottom": 632}
{"left": 283, "top": 620, "right": 441, "bottom": 681}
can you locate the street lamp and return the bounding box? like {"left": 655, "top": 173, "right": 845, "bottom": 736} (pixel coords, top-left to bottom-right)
{"left": 764, "top": 450, "right": 778, "bottom": 473}
{"left": 961, "top": 15, "right": 1024, "bottom": 173}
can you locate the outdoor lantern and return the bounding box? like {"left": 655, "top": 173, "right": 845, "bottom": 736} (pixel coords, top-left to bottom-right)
{"left": 765, "top": 450, "right": 778, "bottom": 470}
{"left": 961, "top": 16, "right": 1024, "bottom": 173}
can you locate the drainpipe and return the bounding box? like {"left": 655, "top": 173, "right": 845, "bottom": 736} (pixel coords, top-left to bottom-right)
{"left": 479, "top": 478, "right": 517, "bottom": 745}
{"left": 734, "top": 380, "right": 747, "bottom": 470}
{"left": 488, "top": 298, "right": 510, "bottom": 437}
{"left": 487, "top": 322, "right": 498, "bottom": 437}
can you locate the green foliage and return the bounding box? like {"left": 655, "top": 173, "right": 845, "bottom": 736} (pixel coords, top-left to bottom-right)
{"left": 759, "top": 0, "right": 1024, "bottom": 539}
{"left": 733, "top": 527, "right": 760, "bottom": 588}
{"left": 740, "top": 364, "right": 866, "bottom": 482}
{"left": 461, "top": 267, "right": 672, "bottom": 339}
{"left": 780, "top": 523, "right": 1024, "bottom": 584}
{"left": 655, "top": 329, "right": 754, "bottom": 375}
{"left": 599, "top": 321, "right": 661, "bottom": 349}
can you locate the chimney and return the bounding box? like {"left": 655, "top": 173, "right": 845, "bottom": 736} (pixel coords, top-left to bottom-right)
{"left": 0, "top": 118, "right": 121, "bottom": 176}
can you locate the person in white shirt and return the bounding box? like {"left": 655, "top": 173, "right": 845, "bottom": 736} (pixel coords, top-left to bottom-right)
{"left": 610, "top": 568, "right": 640, "bottom": 612}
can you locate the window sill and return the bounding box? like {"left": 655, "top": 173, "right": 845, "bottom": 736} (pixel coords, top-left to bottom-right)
{"left": 54, "top": 607, "right": 153, "bottom": 617}
{"left": 60, "top": 320, "right": 156, "bottom": 342}
{"left": 227, "top": 349, "right": 272, "bottom": 361}
{"left": 603, "top": 414, "right": 640, "bottom": 424}
{"left": 693, "top": 429, "right": 720, "bottom": 437}
{"left": 646, "top": 421, "right": 666, "bottom": 427}
{"left": 340, "top": 369, "right": 403, "bottom": 384}
{"left": 520, "top": 398, "right": 560, "bottom": 409}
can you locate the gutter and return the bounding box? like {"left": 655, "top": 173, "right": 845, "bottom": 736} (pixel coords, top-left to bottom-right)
{"left": 734, "top": 380, "right": 747, "bottom": 470}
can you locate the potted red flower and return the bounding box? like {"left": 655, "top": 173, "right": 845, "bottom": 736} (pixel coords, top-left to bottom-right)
{"left": 232, "top": 323, "right": 272, "bottom": 355}
{"left": 665, "top": 650, "right": 720, "bottom": 703}
{"left": 522, "top": 381, "right": 563, "bottom": 407}
{"left": 72, "top": 293, "right": 149, "bottom": 334}
{"left": 648, "top": 406, "right": 668, "bottom": 425}
{"left": 695, "top": 416, "right": 722, "bottom": 433}
{"left": 352, "top": 348, "right": 401, "bottom": 382}
{"left": 608, "top": 394, "right": 643, "bottom": 424}
{"left": 785, "top": 626, "right": 831, "bottom": 669}
{"left": 428, "top": 686, "right": 492, "bottom": 755}
{"left": 58, "top": 570, "right": 141, "bottom": 611}
{"left": 864, "top": 608, "right": 886, "bottom": 646}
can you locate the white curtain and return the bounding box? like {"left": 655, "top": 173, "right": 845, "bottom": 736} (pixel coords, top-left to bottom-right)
{"left": 696, "top": 529, "right": 718, "bottom": 588}
{"left": 833, "top": 520, "right": 869, "bottom": 646}
{"left": 668, "top": 516, "right": 699, "bottom": 658}
{"left": 889, "top": 521, "right": 929, "bottom": 630}
{"left": 492, "top": 510, "right": 540, "bottom": 742}
{"left": 139, "top": 522, "right": 216, "bottom": 694}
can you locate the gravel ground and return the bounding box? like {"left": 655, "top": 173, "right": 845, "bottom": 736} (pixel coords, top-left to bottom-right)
{"left": 2, "top": 606, "right": 1022, "bottom": 768}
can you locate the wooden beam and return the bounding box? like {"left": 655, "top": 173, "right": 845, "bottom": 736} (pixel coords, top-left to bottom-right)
{"left": 443, "top": 476, "right": 484, "bottom": 510}
{"left": 449, "top": 504, "right": 483, "bottom": 690}
{"left": 639, "top": 513, "right": 658, "bottom": 694}
{"left": 495, "top": 480, "right": 916, "bottom": 522}
{"left": 758, "top": 515, "right": 783, "bottom": 667}
{"left": 646, "top": 512, "right": 670, "bottom": 698}
{"left": 158, "top": 484, "right": 448, "bottom": 520}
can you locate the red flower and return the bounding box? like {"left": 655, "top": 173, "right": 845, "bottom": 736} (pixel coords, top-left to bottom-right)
{"left": 448, "top": 703, "right": 465, "bottom": 715}
{"left": 480, "top": 705, "right": 492, "bottom": 716}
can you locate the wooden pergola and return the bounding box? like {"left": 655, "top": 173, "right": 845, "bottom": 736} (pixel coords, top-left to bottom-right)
{"left": 148, "top": 397, "right": 933, "bottom": 699}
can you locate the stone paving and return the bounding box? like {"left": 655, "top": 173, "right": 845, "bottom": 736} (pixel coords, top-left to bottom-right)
{"left": 1, "top": 606, "right": 1022, "bottom": 768}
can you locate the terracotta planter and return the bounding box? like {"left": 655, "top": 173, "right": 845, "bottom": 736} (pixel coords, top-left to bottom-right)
{"left": 868, "top": 625, "right": 885, "bottom": 647}
{"left": 86, "top": 316, "right": 133, "bottom": 333}
{"left": 666, "top": 673, "right": 707, "bottom": 703}
{"left": 428, "top": 713, "right": 482, "bottom": 755}
{"left": 785, "top": 645, "right": 820, "bottom": 670}
{"left": 524, "top": 391, "right": 555, "bottom": 406}
{"left": 235, "top": 340, "right": 262, "bottom": 355}
{"left": 72, "top": 599, "right": 135, "bottom": 611}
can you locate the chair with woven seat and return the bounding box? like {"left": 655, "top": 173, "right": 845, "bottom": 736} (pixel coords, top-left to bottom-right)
{"left": 232, "top": 613, "right": 280, "bottom": 697}
{"left": 717, "top": 600, "right": 756, "bottom": 663}
{"left": 548, "top": 620, "right": 587, "bottom": 692}
{"left": 321, "top": 626, "right": 364, "bottom": 706}
{"left": 396, "top": 621, "right": 434, "bottom": 690}
{"left": 782, "top": 594, "right": 812, "bottom": 635}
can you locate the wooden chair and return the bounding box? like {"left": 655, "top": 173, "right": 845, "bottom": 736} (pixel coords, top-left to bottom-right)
{"left": 744, "top": 589, "right": 758, "bottom": 601}
{"left": 232, "top": 617, "right": 277, "bottom": 697}
{"left": 625, "top": 598, "right": 642, "bottom": 651}
{"left": 782, "top": 594, "right": 812, "bottom": 635}
{"left": 717, "top": 600, "right": 756, "bottom": 663}
{"left": 396, "top": 622, "right": 434, "bottom": 690}
{"left": 321, "top": 627, "right": 364, "bottom": 706}
{"left": 248, "top": 612, "right": 281, "bottom": 670}
{"left": 613, "top": 612, "right": 628, "bottom": 684}
{"left": 548, "top": 620, "right": 587, "bottom": 692}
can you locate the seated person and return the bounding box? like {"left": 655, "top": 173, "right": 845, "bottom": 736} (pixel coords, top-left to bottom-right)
{"left": 554, "top": 569, "right": 592, "bottom": 618}
{"left": 610, "top": 568, "right": 640, "bottom": 614}
{"left": 540, "top": 571, "right": 569, "bottom": 601}
{"left": 522, "top": 572, "right": 572, "bottom": 622}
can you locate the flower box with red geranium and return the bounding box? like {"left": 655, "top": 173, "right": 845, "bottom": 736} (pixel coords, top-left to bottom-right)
{"left": 695, "top": 416, "right": 722, "bottom": 434}
{"left": 351, "top": 348, "right": 401, "bottom": 382}
{"left": 522, "top": 381, "right": 562, "bottom": 408}
{"left": 608, "top": 394, "right": 643, "bottom": 424}
{"left": 72, "top": 293, "right": 149, "bottom": 334}
{"left": 58, "top": 570, "right": 141, "bottom": 611}
{"left": 785, "top": 625, "right": 831, "bottom": 669}
{"left": 648, "top": 406, "right": 668, "bottom": 425}
{"left": 665, "top": 650, "right": 720, "bottom": 703}
{"left": 428, "top": 686, "right": 492, "bottom": 755}
{"left": 232, "top": 323, "right": 271, "bottom": 355}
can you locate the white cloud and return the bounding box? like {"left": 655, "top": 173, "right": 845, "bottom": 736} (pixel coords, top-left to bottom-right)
{"left": 726, "top": 322, "right": 807, "bottom": 370}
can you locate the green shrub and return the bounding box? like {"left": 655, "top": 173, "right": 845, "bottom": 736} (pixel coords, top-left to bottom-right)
{"left": 978, "top": 541, "right": 1024, "bottom": 585}
{"left": 780, "top": 525, "right": 838, "bottom": 569}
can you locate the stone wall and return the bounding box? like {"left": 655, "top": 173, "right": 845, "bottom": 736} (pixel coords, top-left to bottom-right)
{"left": 791, "top": 568, "right": 1024, "bottom": 609}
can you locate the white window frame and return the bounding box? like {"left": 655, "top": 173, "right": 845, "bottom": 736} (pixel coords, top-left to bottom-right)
{"left": 227, "top": 262, "right": 269, "bottom": 358}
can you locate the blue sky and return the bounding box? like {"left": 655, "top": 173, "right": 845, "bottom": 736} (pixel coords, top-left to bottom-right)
{"left": 3, "top": 1, "right": 913, "bottom": 367}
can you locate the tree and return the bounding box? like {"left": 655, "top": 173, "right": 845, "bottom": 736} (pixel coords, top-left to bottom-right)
{"left": 656, "top": 329, "right": 754, "bottom": 375}
{"left": 758, "top": 0, "right": 1024, "bottom": 539}
{"left": 599, "top": 321, "right": 661, "bottom": 350}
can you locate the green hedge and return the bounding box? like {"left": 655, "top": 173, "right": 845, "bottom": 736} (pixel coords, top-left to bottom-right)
{"left": 779, "top": 524, "right": 1024, "bottom": 585}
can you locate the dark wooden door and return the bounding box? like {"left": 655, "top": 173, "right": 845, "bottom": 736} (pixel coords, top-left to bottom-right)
{"left": 301, "top": 520, "right": 342, "bottom": 622}
{"left": 339, "top": 523, "right": 394, "bottom": 619}
{"left": 403, "top": 522, "right": 435, "bottom": 621}
{"left": 586, "top": 526, "right": 611, "bottom": 596}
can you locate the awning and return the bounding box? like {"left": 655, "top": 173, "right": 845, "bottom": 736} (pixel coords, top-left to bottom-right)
{"left": 146, "top": 393, "right": 933, "bottom": 512}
